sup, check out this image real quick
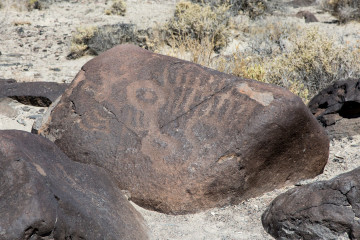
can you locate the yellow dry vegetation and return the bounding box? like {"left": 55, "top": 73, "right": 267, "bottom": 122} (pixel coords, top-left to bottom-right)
{"left": 68, "top": 26, "right": 98, "bottom": 59}
{"left": 105, "top": 0, "right": 126, "bottom": 16}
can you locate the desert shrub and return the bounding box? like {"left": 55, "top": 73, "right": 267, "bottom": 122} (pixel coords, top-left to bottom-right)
{"left": 67, "top": 26, "right": 97, "bottom": 59}
{"left": 244, "top": 17, "right": 303, "bottom": 56}
{"left": 191, "top": 0, "right": 269, "bottom": 18}
{"left": 156, "top": 36, "right": 216, "bottom": 67}
{"left": 163, "top": 1, "right": 232, "bottom": 52}
{"left": 105, "top": 0, "right": 126, "bottom": 16}
{"left": 211, "top": 25, "right": 360, "bottom": 102}
{"left": 264, "top": 27, "right": 360, "bottom": 101}
{"left": 27, "top": 0, "right": 42, "bottom": 10}
{"left": 0, "top": 2, "right": 3, "bottom": 9}
{"left": 320, "top": 0, "right": 360, "bottom": 23}
{"left": 88, "top": 23, "right": 152, "bottom": 54}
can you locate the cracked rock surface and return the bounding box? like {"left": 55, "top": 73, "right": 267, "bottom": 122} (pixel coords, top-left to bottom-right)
{"left": 308, "top": 78, "right": 360, "bottom": 139}
{"left": 39, "top": 44, "right": 329, "bottom": 214}
{"left": 0, "top": 130, "right": 149, "bottom": 240}
{"left": 262, "top": 166, "right": 360, "bottom": 240}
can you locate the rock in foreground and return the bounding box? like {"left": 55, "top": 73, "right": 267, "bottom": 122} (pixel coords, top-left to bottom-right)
{"left": 40, "top": 44, "right": 329, "bottom": 214}
{"left": 0, "top": 130, "right": 148, "bottom": 240}
{"left": 262, "top": 167, "right": 360, "bottom": 240}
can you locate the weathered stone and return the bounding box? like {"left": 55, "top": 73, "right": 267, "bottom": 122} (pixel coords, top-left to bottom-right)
{"left": 0, "top": 98, "right": 18, "bottom": 118}
{"left": 262, "top": 167, "right": 360, "bottom": 240}
{"left": 39, "top": 44, "right": 329, "bottom": 214}
{"left": 0, "top": 130, "right": 149, "bottom": 239}
{"left": 308, "top": 78, "right": 360, "bottom": 139}
{"left": 31, "top": 96, "right": 61, "bottom": 134}
{"left": 295, "top": 11, "right": 318, "bottom": 23}
{"left": 0, "top": 81, "right": 69, "bottom": 107}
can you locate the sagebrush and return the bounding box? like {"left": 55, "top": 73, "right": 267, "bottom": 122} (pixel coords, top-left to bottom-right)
{"left": 105, "top": 0, "right": 126, "bottom": 16}
{"left": 320, "top": 0, "right": 360, "bottom": 22}
{"left": 67, "top": 26, "right": 97, "bottom": 59}
{"left": 161, "top": 1, "right": 232, "bottom": 52}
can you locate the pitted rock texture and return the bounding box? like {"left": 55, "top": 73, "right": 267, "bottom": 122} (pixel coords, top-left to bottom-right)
{"left": 39, "top": 44, "right": 329, "bottom": 214}
{"left": 262, "top": 166, "right": 360, "bottom": 240}
{"left": 0, "top": 81, "right": 68, "bottom": 107}
{"left": 308, "top": 78, "right": 360, "bottom": 139}
{"left": 0, "top": 130, "right": 148, "bottom": 240}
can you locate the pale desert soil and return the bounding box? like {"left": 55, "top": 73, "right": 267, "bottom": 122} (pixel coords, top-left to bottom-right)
{"left": 0, "top": 1, "right": 359, "bottom": 239}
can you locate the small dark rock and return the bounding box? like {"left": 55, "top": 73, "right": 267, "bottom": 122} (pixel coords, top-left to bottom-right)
{"left": 27, "top": 114, "right": 42, "bottom": 120}
{"left": 16, "top": 119, "right": 26, "bottom": 126}
{"left": 22, "top": 106, "right": 31, "bottom": 112}
{"left": 295, "top": 11, "right": 318, "bottom": 23}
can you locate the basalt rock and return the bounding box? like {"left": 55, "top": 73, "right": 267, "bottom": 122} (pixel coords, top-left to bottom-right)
{"left": 295, "top": 11, "right": 318, "bottom": 23}
{"left": 308, "top": 78, "right": 360, "bottom": 139}
{"left": 262, "top": 167, "right": 360, "bottom": 240}
{"left": 0, "top": 130, "right": 148, "bottom": 240}
{"left": 39, "top": 44, "right": 329, "bottom": 214}
{"left": 0, "top": 81, "right": 68, "bottom": 107}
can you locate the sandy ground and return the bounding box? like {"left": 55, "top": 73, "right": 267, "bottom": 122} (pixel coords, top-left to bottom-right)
{"left": 1, "top": 1, "right": 360, "bottom": 239}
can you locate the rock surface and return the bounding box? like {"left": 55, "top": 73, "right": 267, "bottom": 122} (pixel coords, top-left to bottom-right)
{"left": 295, "top": 10, "right": 318, "bottom": 23}
{"left": 39, "top": 44, "right": 329, "bottom": 214}
{"left": 0, "top": 130, "right": 149, "bottom": 240}
{"left": 308, "top": 78, "right": 360, "bottom": 139}
{"left": 262, "top": 166, "right": 360, "bottom": 240}
{"left": 0, "top": 80, "right": 68, "bottom": 107}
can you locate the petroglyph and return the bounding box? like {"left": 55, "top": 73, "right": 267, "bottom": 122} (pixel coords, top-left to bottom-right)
{"left": 40, "top": 45, "right": 329, "bottom": 214}
{"left": 236, "top": 83, "right": 274, "bottom": 106}
{"left": 33, "top": 163, "right": 46, "bottom": 176}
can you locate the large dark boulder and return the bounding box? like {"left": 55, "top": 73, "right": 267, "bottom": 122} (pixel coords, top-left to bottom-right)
{"left": 39, "top": 44, "right": 329, "bottom": 214}
{"left": 308, "top": 78, "right": 360, "bottom": 139}
{"left": 262, "top": 167, "right": 360, "bottom": 240}
{"left": 0, "top": 80, "right": 68, "bottom": 107}
{"left": 0, "top": 130, "right": 148, "bottom": 240}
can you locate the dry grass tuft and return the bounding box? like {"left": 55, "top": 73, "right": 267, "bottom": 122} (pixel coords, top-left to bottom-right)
{"left": 105, "top": 0, "right": 126, "bottom": 16}
{"left": 67, "top": 26, "right": 98, "bottom": 59}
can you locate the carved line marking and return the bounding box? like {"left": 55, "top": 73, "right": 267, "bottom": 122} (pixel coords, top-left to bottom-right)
{"left": 102, "top": 105, "right": 141, "bottom": 139}
{"left": 237, "top": 83, "right": 274, "bottom": 106}
{"left": 159, "top": 84, "right": 233, "bottom": 129}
